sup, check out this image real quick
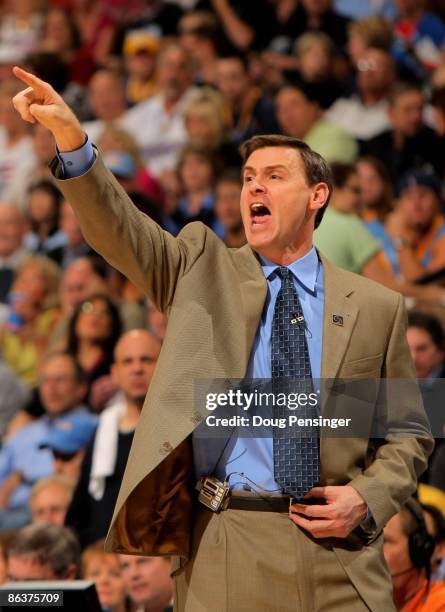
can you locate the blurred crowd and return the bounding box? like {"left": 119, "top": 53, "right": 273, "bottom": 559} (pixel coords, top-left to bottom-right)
{"left": 0, "top": 0, "right": 445, "bottom": 610}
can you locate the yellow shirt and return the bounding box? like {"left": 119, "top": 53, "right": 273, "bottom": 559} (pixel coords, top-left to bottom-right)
{"left": 2, "top": 308, "right": 59, "bottom": 386}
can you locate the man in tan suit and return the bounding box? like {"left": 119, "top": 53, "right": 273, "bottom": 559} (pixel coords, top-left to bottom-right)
{"left": 12, "top": 67, "right": 433, "bottom": 612}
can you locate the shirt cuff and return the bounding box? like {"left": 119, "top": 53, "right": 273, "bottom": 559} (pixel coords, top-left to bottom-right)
{"left": 360, "top": 508, "right": 376, "bottom": 534}
{"left": 57, "top": 135, "right": 95, "bottom": 179}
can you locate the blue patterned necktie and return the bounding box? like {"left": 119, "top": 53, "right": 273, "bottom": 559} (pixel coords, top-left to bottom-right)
{"left": 271, "top": 266, "right": 320, "bottom": 500}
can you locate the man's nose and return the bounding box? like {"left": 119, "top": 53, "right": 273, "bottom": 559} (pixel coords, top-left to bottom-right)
{"left": 249, "top": 178, "right": 266, "bottom": 193}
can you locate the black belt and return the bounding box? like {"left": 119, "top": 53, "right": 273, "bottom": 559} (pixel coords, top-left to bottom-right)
{"left": 227, "top": 494, "right": 292, "bottom": 512}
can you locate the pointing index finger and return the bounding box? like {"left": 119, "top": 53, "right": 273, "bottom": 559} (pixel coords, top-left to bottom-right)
{"left": 12, "top": 66, "right": 50, "bottom": 93}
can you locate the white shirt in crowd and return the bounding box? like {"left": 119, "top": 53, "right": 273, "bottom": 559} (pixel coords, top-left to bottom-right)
{"left": 326, "top": 95, "right": 391, "bottom": 141}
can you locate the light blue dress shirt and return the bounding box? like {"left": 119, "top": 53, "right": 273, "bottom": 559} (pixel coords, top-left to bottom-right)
{"left": 193, "top": 247, "right": 324, "bottom": 492}
{"left": 58, "top": 138, "right": 95, "bottom": 178}
{"left": 58, "top": 141, "right": 325, "bottom": 493}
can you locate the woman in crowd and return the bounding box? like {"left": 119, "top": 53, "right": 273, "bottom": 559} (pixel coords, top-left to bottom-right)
{"left": 72, "top": 0, "right": 117, "bottom": 66}
{"left": 184, "top": 88, "right": 241, "bottom": 170}
{"left": 81, "top": 539, "right": 129, "bottom": 612}
{"left": 24, "top": 180, "right": 67, "bottom": 266}
{"left": 1, "top": 255, "right": 61, "bottom": 387}
{"left": 65, "top": 293, "right": 122, "bottom": 410}
{"left": 163, "top": 143, "right": 221, "bottom": 237}
{"left": 42, "top": 7, "right": 96, "bottom": 86}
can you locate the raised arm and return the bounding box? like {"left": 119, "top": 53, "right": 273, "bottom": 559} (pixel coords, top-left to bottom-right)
{"left": 12, "top": 67, "right": 203, "bottom": 312}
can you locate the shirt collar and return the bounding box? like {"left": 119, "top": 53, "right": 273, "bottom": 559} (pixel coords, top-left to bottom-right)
{"left": 259, "top": 246, "right": 319, "bottom": 293}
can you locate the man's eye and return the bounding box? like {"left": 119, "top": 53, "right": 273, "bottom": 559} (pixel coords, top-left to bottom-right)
{"left": 244, "top": 176, "right": 253, "bottom": 182}
{"left": 271, "top": 174, "right": 281, "bottom": 180}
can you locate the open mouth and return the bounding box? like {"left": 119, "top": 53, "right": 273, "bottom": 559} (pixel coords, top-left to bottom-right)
{"left": 251, "top": 203, "right": 271, "bottom": 224}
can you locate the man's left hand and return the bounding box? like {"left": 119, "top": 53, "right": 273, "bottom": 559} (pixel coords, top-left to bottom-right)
{"left": 289, "top": 485, "right": 368, "bottom": 538}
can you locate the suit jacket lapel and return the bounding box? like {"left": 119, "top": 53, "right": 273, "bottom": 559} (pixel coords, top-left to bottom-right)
{"left": 232, "top": 244, "right": 268, "bottom": 360}
{"left": 321, "top": 255, "right": 359, "bottom": 379}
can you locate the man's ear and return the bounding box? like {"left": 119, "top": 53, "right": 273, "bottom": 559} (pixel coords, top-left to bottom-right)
{"left": 310, "top": 182, "right": 330, "bottom": 212}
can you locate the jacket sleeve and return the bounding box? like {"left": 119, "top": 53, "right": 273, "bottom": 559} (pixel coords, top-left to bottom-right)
{"left": 348, "top": 293, "right": 434, "bottom": 536}
{"left": 51, "top": 151, "right": 207, "bottom": 313}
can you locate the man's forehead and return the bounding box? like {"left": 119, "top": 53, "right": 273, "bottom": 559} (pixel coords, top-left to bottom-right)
{"left": 114, "top": 334, "right": 160, "bottom": 361}
{"left": 244, "top": 146, "right": 302, "bottom": 171}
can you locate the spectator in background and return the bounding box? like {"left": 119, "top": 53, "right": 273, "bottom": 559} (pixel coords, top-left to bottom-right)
{"left": 0, "top": 364, "right": 30, "bottom": 441}
{"left": 40, "top": 412, "right": 98, "bottom": 482}
{"left": 314, "top": 162, "right": 383, "bottom": 274}
{"left": 407, "top": 311, "right": 445, "bottom": 380}
{"left": 299, "top": 0, "right": 350, "bottom": 50}
{"left": 6, "top": 523, "right": 80, "bottom": 581}
{"left": 214, "top": 169, "right": 246, "bottom": 248}
{"left": 113, "top": 0, "right": 184, "bottom": 54}
{"left": 1, "top": 255, "right": 61, "bottom": 387}
{"left": 50, "top": 257, "right": 145, "bottom": 353}
{"left": 275, "top": 81, "right": 358, "bottom": 163}
{"left": 215, "top": 55, "right": 279, "bottom": 146}
{"left": 0, "top": 80, "right": 35, "bottom": 201}
{"left": 0, "top": 205, "right": 29, "bottom": 306}
{"left": 260, "top": 31, "right": 344, "bottom": 107}
{"left": 195, "top": 0, "right": 276, "bottom": 52}
{"left": 29, "top": 476, "right": 75, "bottom": 526}
{"left": 41, "top": 7, "right": 96, "bottom": 86}
{"left": 81, "top": 540, "right": 129, "bottom": 612}
{"left": 24, "top": 180, "right": 67, "bottom": 266}
{"left": 179, "top": 11, "right": 222, "bottom": 86}
{"left": 119, "top": 555, "right": 173, "bottom": 612}
{"left": 2, "top": 124, "right": 56, "bottom": 213}
{"left": 357, "top": 156, "right": 394, "bottom": 223}
{"left": 123, "top": 43, "right": 196, "bottom": 177}
{"left": 393, "top": 0, "right": 445, "bottom": 79}
{"left": 123, "top": 29, "right": 160, "bottom": 106}
{"left": 66, "top": 330, "right": 161, "bottom": 547}
{"left": 265, "top": 0, "right": 350, "bottom": 55}
{"left": 0, "top": 353, "right": 89, "bottom": 531}
{"left": 56, "top": 258, "right": 108, "bottom": 324}
{"left": 59, "top": 199, "right": 94, "bottom": 269}
{"left": 164, "top": 144, "right": 220, "bottom": 236}
{"left": 292, "top": 32, "right": 344, "bottom": 108}
{"left": 334, "top": 0, "right": 397, "bottom": 21}
{"left": 312, "top": 162, "right": 443, "bottom": 300}
{"left": 384, "top": 499, "right": 445, "bottom": 611}
{"left": 406, "top": 311, "right": 445, "bottom": 471}
{"left": 0, "top": 0, "right": 43, "bottom": 65}
{"left": 422, "top": 503, "right": 445, "bottom": 582}
{"left": 184, "top": 88, "right": 241, "bottom": 170}
{"left": 385, "top": 168, "right": 445, "bottom": 281}
{"left": 327, "top": 47, "right": 395, "bottom": 140}
{"left": 65, "top": 293, "right": 122, "bottom": 410}
{"left": 347, "top": 15, "right": 394, "bottom": 68}
{"left": 264, "top": 0, "right": 304, "bottom": 56}
{"left": 71, "top": 0, "right": 117, "bottom": 66}
{"left": 98, "top": 125, "right": 165, "bottom": 209}
{"left": 362, "top": 82, "right": 445, "bottom": 180}
{"left": 356, "top": 156, "right": 397, "bottom": 270}
{"left": 83, "top": 69, "right": 129, "bottom": 144}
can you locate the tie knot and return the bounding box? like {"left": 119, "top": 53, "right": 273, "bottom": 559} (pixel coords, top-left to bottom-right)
{"left": 276, "top": 266, "right": 291, "bottom": 281}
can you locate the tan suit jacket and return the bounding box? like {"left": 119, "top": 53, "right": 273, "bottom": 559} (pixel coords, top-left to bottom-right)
{"left": 54, "top": 154, "right": 433, "bottom": 608}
